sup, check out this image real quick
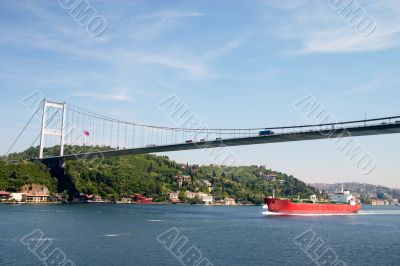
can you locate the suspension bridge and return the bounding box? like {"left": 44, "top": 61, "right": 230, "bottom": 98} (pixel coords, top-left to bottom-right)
{"left": 6, "top": 99, "right": 400, "bottom": 165}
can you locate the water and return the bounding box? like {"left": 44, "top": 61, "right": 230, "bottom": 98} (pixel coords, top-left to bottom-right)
{"left": 1, "top": 204, "right": 400, "bottom": 266}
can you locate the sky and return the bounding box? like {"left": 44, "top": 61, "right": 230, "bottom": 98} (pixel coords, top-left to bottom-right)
{"left": 1, "top": 0, "right": 400, "bottom": 187}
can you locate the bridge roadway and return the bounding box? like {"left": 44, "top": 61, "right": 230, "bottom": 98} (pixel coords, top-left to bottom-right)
{"left": 41, "top": 122, "right": 400, "bottom": 163}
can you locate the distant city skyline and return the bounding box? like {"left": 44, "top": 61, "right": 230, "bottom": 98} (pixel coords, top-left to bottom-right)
{"left": 1, "top": 1, "right": 400, "bottom": 187}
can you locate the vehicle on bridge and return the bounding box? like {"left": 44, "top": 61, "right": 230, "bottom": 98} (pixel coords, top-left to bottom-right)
{"left": 259, "top": 129, "right": 274, "bottom": 136}
{"left": 146, "top": 144, "right": 157, "bottom": 147}
{"left": 185, "top": 140, "right": 193, "bottom": 143}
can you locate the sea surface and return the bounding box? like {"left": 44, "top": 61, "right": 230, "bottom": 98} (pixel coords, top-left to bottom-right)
{"left": 1, "top": 204, "right": 399, "bottom": 266}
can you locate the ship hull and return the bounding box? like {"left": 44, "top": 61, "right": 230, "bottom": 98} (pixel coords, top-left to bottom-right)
{"left": 265, "top": 198, "right": 361, "bottom": 214}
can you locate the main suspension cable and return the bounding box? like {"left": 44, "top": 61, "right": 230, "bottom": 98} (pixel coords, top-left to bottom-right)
{"left": 5, "top": 104, "right": 42, "bottom": 157}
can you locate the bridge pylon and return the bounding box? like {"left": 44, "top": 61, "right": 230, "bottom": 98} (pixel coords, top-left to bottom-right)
{"left": 39, "top": 99, "right": 66, "bottom": 159}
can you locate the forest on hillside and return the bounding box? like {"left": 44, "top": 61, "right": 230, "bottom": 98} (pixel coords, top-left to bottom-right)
{"left": 1, "top": 146, "right": 319, "bottom": 204}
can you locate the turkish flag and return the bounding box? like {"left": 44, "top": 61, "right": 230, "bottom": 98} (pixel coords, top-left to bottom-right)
{"left": 83, "top": 130, "right": 90, "bottom": 136}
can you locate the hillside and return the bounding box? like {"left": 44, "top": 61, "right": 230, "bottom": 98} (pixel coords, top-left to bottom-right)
{"left": 0, "top": 160, "right": 56, "bottom": 193}
{"left": 2, "top": 146, "right": 319, "bottom": 204}
{"left": 312, "top": 182, "right": 400, "bottom": 200}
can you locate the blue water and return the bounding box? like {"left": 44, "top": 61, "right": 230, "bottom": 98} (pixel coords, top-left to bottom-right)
{"left": 1, "top": 204, "right": 399, "bottom": 266}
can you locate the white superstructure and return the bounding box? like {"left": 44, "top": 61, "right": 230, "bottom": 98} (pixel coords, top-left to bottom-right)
{"left": 332, "top": 187, "right": 353, "bottom": 203}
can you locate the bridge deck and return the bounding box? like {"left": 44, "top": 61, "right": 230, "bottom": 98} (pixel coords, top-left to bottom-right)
{"left": 41, "top": 123, "right": 400, "bottom": 162}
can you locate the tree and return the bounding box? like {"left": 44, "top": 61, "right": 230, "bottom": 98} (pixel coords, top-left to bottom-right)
{"left": 178, "top": 191, "right": 186, "bottom": 202}
{"left": 61, "top": 190, "right": 69, "bottom": 203}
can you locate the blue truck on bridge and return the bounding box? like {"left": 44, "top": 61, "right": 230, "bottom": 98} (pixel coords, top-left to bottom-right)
{"left": 259, "top": 129, "right": 274, "bottom": 136}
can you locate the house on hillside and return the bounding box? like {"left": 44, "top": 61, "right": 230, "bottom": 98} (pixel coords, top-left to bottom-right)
{"left": 169, "top": 192, "right": 180, "bottom": 203}
{"left": 176, "top": 174, "right": 192, "bottom": 187}
{"left": 262, "top": 174, "right": 277, "bottom": 181}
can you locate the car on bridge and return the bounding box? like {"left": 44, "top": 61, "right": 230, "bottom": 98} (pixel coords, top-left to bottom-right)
{"left": 185, "top": 140, "right": 193, "bottom": 143}
{"left": 146, "top": 144, "right": 157, "bottom": 147}
{"left": 259, "top": 130, "right": 274, "bottom": 136}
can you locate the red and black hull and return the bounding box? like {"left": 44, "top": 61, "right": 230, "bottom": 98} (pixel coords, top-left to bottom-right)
{"left": 265, "top": 198, "right": 361, "bottom": 214}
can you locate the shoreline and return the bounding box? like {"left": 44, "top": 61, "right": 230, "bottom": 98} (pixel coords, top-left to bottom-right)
{"left": 0, "top": 201, "right": 257, "bottom": 206}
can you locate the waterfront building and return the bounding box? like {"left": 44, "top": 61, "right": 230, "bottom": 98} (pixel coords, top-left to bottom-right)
{"left": 133, "top": 194, "right": 153, "bottom": 204}
{"left": 185, "top": 191, "right": 197, "bottom": 199}
{"left": 196, "top": 192, "right": 213, "bottom": 205}
{"left": 370, "top": 199, "right": 385, "bottom": 206}
{"left": 169, "top": 192, "right": 180, "bottom": 203}
{"left": 224, "top": 197, "right": 237, "bottom": 206}
{"left": 26, "top": 193, "right": 49, "bottom": 203}
{"left": 79, "top": 194, "right": 105, "bottom": 203}
{"left": 10, "top": 193, "right": 26, "bottom": 202}
{"left": 0, "top": 191, "right": 10, "bottom": 201}
{"left": 119, "top": 197, "right": 132, "bottom": 204}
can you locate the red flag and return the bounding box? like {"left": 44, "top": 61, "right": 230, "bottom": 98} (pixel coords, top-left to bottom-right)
{"left": 83, "top": 130, "right": 90, "bottom": 136}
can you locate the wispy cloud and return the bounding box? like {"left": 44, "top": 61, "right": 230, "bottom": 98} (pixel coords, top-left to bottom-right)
{"left": 72, "top": 91, "right": 131, "bottom": 101}
{"left": 327, "top": 73, "right": 399, "bottom": 99}
{"left": 110, "top": 9, "right": 205, "bottom": 42}
{"left": 294, "top": 26, "right": 400, "bottom": 55}
{"left": 203, "top": 35, "right": 247, "bottom": 60}
{"left": 135, "top": 54, "right": 207, "bottom": 78}
{"left": 138, "top": 10, "right": 205, "bottom": 19}
{"left": 264, "top": 1, "right": 400, "bottom": 54}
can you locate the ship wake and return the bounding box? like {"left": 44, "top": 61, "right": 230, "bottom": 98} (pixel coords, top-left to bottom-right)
{"left": 262, "top": 211, "right": 357, "bottom": 217}
{"left": 262, "top": 210, "right": 400, "bottom": 216}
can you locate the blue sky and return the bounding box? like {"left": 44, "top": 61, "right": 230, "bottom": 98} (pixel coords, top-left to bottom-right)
{"left": 1, "top": 0, "right": 400, "bottom": 187}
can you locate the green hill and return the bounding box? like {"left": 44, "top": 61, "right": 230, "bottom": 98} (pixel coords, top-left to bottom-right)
{"left": 0, "top": 160, "right": 56, "bottom": 193}
{"left": 1, "top": 146, "right": 318, "bottom": 204}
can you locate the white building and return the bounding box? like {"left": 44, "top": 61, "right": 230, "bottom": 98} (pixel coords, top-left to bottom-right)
{"left": 26, "top": 193, "right": 49, "bottom": 203}
{"left": 10, "top": 193, "right": 26, "bottom": 202}
{"left": 169, "top": 192, "right": 179, "bottom": 203}
{"left": 185, "top": 191, "right": 197, "bottom": 199}
{"left": 196, "top": 192, "right": 214, "bottom": 205}
{"left": 224, "top": 197, "right": 237, "bottom": 206}
{"left": 169, "top": 192, "right": 179, "bottom": 200}
{"left": 201, "top": 180, "right": 212, "bottom": 187}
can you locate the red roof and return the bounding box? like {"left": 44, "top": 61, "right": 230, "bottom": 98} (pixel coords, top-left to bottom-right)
{"left": 0, "top": 191, "right": 10, "bottom": 196}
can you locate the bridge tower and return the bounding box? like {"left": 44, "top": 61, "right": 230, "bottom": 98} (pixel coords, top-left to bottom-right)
{"left": 39, "top": 99, "right": 67, "bottom": 159}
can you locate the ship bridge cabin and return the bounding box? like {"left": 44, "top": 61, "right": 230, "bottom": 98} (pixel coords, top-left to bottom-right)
{"left": 332, "top": 190, "right": 352, "bottom": 203}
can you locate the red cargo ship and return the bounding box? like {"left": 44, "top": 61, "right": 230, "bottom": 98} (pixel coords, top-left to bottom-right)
{"left": 264, "top": 189, "right": 361, "bottom": 215}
